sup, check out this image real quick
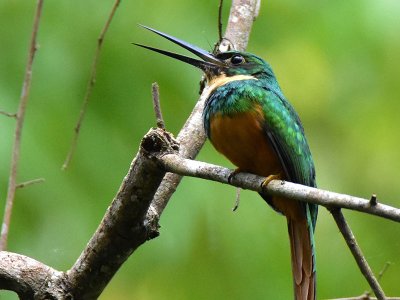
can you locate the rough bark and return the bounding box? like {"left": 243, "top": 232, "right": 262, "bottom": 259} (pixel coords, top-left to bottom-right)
{"left": 0, "top": 251, "right": 69, "bottom": 299}
{"left": 66, "top": 128, "right": 179, "bottom": 299}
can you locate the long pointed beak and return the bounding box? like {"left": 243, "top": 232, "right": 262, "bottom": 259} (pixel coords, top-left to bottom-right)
{"left": 134, "top": 25, "right": 225, "bottom": 73}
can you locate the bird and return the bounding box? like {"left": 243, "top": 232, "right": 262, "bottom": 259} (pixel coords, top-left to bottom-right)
{"left": 135, "top": 25, "right": 318, "bottom": 300}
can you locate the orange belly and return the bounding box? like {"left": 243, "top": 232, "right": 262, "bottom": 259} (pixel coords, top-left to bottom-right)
{"left": 209, "top": 105, "right": 305, "bottom": 220}
{"left": 209, "top": 105, "right": 282, "bottom": 177}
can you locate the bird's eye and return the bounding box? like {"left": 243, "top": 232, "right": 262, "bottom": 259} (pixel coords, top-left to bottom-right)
{"left": 230, "top": 55, "right": 245, "bottom": 65}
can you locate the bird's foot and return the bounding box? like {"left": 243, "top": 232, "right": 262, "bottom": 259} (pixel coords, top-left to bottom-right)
{"left": 228, "top": 168, "right": 243, "bottom": 184}
{"left": 261, "top": 173, "right": 281, "bottom": 188}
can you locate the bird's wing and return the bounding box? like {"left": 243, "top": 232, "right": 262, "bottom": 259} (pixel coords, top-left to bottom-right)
{"left": 258, "top": 85, "right": 318, "bottom": 229}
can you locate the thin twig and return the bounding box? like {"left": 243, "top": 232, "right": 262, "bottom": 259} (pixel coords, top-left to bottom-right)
{"left": 159, "top": 154, "right": 400, "bottom": 222}
{"left": 218, "top": 0, "right": 224, "bottom": 42}
{"left": 370, "top": 194, "right": 378, "bottom": 206}
{"left": 15, "top": 178, "right": 45, "bottom": 189}
{"left": 151, "top": 82, "right": 165, "bottom": 129}
{"left": 330, "top": 208, "right": 387, "bottom": 300}
{"left": 0, "top": 110, "right": 17, "bottom": 118}
{"left": 366, "top": 262, "right": 393, "bottom": 300}
{"left": 232, "top": 187, "right": 241, "bottom": 211}
{"left": 377, "top": 262, "right": 391, "bottom": 282}
{"left": 62, "top": 0, "right": 121, "bottom": 170}
{"left": 0, "top": 0, "right": 44, "bottom": 251}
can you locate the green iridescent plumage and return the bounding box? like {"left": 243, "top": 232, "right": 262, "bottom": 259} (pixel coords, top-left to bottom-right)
{"left": 203, "top": 61, "right": 317, "bottom": 229}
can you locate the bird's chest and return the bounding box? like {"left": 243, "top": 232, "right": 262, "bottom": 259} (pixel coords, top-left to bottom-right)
{"left": 208, "top": 106, "right": 282, "bottom": 177}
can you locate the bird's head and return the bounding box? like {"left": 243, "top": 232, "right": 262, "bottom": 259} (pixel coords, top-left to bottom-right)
{"left": 134, "top": 25, "right": 275, "bottom": 84}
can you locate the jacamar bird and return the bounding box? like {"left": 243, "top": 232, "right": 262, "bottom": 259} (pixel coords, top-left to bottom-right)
{"left": 135, "top": 26, "right": 318, "bottom": 300}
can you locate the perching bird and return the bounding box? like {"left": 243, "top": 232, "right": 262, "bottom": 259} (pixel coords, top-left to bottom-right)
{"left": 135, "top": 26, "right": 318, "bottom": 300}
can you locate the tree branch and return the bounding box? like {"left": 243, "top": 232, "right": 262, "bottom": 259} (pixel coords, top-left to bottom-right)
{"left": 1, "top": 128, "right": 179, "bottom": 299}
{"left": 15, "top": 178, "right": 45, "bottom": 189}
{"left": 62, "top": 0, "right": 121, "bottom": 170}
{"left": 158, "top": 154, "right": 400, "bottom": 222}
{"left": 156, "top": 153, "right": 400, "bottom": 299}
{"left": 151, "top": 82, "right": 165, "bottom": 129}
{"left": 217, "top": 0, "right": 224, "bottom": 42}
{"left": 66, "top": 128, "right": 179, "bottom": 299}
{"left": 0, "top": 110, "right": 17, "bottom": 118}
{"left": 221, "top": 0, "right": 260, "bottom": 51}
{"left": 330, "top": 209, "right": 386, "bottom": 300}
{"left": 1, "top": 128, "right": 398, "bottom": 298}
{"left": 0, "top": 0, "right": 44, "bottom": 251}
{"left": 157, "top": 154, "right": 397, "bottom": 299}
{"left": 0, "top": 251, "right": 68, "bottom": 299}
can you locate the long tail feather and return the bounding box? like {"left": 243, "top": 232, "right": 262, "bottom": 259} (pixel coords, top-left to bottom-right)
{"left": 287, "top": 217, "right": 316, "bottom": 300}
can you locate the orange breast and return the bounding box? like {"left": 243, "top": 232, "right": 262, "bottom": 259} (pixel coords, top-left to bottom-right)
{"left": 209, "top": 105, "right": 283, "bottom": 177}
{"left": 210, "top": 105, "right": 306, "bottom": 219}
{"left": 210, "top": 105, "right": 306, "bottom": 220}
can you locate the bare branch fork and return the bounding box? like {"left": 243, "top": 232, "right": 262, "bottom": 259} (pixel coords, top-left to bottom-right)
{"left": 151, "top": 82, "right": 165, "bottom": 129}
{"left": 1, "top": 128, "right": 398, "bottom": 299}
{"left": 0, "top": 128, "right": 179, "bottom": 299}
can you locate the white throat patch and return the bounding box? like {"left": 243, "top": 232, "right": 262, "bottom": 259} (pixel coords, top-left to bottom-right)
{"left": 201, "top": 74, "right": 257, "bottom": 100}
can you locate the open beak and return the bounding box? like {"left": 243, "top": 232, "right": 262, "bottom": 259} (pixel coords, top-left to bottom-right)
{"left": 134, "top": 25, "right": 225, "bottom": 74}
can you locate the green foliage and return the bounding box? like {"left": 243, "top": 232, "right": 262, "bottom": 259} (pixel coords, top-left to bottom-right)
{"left": 1, "top": 0, "right": 399, "bottom": 299}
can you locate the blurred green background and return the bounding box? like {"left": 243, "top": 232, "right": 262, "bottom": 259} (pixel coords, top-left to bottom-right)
{"left": 1, "top": 0, "right": 399, "bottom": 299}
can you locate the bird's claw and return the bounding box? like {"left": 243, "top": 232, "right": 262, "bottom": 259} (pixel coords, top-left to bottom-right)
{"left": 261, "top": 173, "right": 281, "bottom": 188}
